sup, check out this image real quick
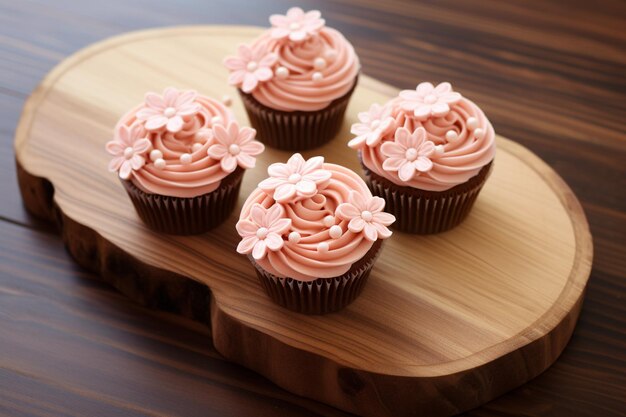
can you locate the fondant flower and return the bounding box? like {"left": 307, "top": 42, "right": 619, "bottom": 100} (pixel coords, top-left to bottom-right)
{"left": 259, "top": 153, "right": 332, "bottom": 203}
{"left": 348, "top": 103, "right": 396, "bottom": 148}
{"left": 106, "top": 123, "right": 151, "bottom": 180}
{"left": 335, "top": 191, "right": 395, "bottom": 241}
{"left": 399, "top": 82, "right": 462, "bottom": 120}
{"left": 381, "top": 127, "right": 435, "bottom": 182}
{"left": 269, "top": 7, "right": 325, "bottom": 42}
{"left": 224, "top": 44, "right": 278, "bottom": 93}
{"left": 136, "top": 87, "right": 200, "bottom": 133}
{"left": 207, "top": 121, "right": 265, "bottom": 173}
{"left": 236, "top": 203, "right": 292, "bottom": 260}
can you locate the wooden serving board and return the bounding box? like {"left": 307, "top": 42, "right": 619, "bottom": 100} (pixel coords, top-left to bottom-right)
{"left": 14, "top": 26, "right": 593, "bottom": 417}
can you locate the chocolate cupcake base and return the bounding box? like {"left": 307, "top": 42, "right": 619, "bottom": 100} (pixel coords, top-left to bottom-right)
{"left": 250, "top": 239, "right": 382, "bottom": 315}
{"left": 122, "top": 167, "right": 244, "bottom": 235}
{"left": 363, "top": 160, "right": 493, "bottom": 234}
{"left": 238, "top": 78, "right": 358, "bottom": 151}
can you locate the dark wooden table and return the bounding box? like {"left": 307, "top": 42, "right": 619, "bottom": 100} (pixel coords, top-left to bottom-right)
{"left": 1, "top": 1, "right": 625, "bottom": 416}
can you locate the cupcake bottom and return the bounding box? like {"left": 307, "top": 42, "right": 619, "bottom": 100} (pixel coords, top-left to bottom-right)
{"left": 122, "top": 167, "right": 244, "bottom": 235}
{"left": 363, "top": 159, "right": 493, "bottom": 234}
{"left": 250, "top": 239, "right": 383, "bottom": 315}
{"left": 238, "top": 78, "right": 358, "bottom": 151}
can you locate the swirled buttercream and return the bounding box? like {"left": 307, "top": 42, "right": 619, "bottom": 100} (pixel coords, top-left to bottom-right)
{"left": 224, "top": 8, "right": 360, "bottom": 112}
{"left": 351, "top": 82, "right": 496, "bottom": 191}
{"left": 236, "top": 154, "right": 394, "bottom": 281}
{"left": 107, "top": 87, "right": 264, "bottom": 198}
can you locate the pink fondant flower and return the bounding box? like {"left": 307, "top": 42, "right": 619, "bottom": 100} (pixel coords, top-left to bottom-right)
{"left": 381, "top": 127, "right": 435, "bottom": 182}
{"left": 269, "top": 7, "right": 325, "bottom": 42}
{"left": 335, "top": 191, "right": 395, "bottom": 241}
{"left": 223, "top": 44, "right": 278, "bottom": 93}
{"left": 207, "top": 121, "right": 264, "bottom": 173}
{"left": 348, "top": 103, "right": 396, "bottom": 149}
{"left": 236, "top": 203, "right": 292, "bottom": 260}
{"left": 258, "top": 153, "right": 332, "bottom": 203}
{"left": 136, "top": 87, "right": 200, "bottom": 133}
{"left": 106, "top": 123, "right": 151, "bottom": 180}
{"left": 399, "top": 82, "right": 462, "bottom": 120}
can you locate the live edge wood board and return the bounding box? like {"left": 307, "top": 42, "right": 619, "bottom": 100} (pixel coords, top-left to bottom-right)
{"left": 14, "top": 26, "right": 593, "bottom": 417}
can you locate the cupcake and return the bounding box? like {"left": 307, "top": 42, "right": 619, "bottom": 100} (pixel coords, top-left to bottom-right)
{"left": 106, "top": 87, "right": 265, "bottom": 235}
{"left": 235, "top": 153, "right": 394, "bottom": 314}
{"left": 349, "top": 82, "right": 496, "bottom": 234}
{"left": 223, "top": 7, "right": 360, "bottom": 150}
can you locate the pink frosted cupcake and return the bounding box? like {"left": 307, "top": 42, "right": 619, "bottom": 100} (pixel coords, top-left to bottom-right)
{"left": 224, "top": 7, "right": 360, "bottom": 150}
{"left": 349, "top": 82, "right": 496, "bottom": 234}
{"left": 106, "top": 87, "right": 264, "bottom": 235}
{"left": 235, "top": 153, "right": 395, "bottom": 314}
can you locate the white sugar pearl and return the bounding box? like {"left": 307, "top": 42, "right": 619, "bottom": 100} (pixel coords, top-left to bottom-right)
{"left": 192, "top": 143, "right": 203, "bottom": 152}
{"left": 149, "top": 149, "right": 163, "bottom": 161}
{"left": 435, "top": 145, "right": 445, "bottom": 155}
{"left": 211, "top": 116, "right": 223, "bottom": 125}
{"left": 222, "top": 95, "right": 232, "bottom": 106}
{"left": 323, "top": 215, "right": 335, "bottom": 228}
{"left": 445, "top": 130, "right": 459, "bottom": 142}
{"left": 154, "top": 158, "right": 166, "bottom": 169}
{"left": 288, "top": 231, "right": 301, "bottom": 243}
{"left": 329, "top": 225, "right": 342, "bottom": 239}
{"left": 467, "top": 117, "right": 478, "bottom": 130}
{"left": 324, "top": 49, "right": 337, "bottom": 62}
{"left": 317, "top": 242, "right": 329, "bottom": 252}
{"left": 275, "top": 66, "right": 289, "bottom": 79}
{"left": 312, "top": 72, "right": 323, "bottom": 83}
{"left": 474, "top": 128, "right": 484, "bottom": 139}
{"left": 195, "top": 128, "right": 212, "bottom": 142}
{"left": 180, "top": 153, "right": 192, "bottom": 165}
{"left": 313, "top": 57, "right": 327, "bottom": 70}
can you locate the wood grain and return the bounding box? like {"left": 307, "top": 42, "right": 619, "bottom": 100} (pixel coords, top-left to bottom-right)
{"left": 2, "top": 1, "right": 625, "bottom": 416}
{"left": 14, "top": 26, "right": 592, "bottom": 417}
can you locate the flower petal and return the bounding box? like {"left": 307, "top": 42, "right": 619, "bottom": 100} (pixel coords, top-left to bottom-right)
{"left": 381, "top": 141, "right": 406, "bottom": 158}
{"left": 237, "top": 236, "right": 258, "bottom": 254}
{"left": 301, "top": 155, "right": 324, "bottom": 174}
{"left": 108, "top": 156, "right": 124, "bottom": 172}
{"left": 119, "top": 161, "right": 132, "bottom": 180}
{"left": 373, "top": 222, "right": 392, "bottom": 239}
{"left": 365, "top": 130, "right": 382, "bottom": 147}
{"left": 366, "top": 196, "right": 385, "bottom": 213}
{"left": 252, "top": 240, "right": 267, "bottom": 260}
{"left": 416, "top": 82, "right": 435, "bottom": 95}
{"left": 135, "top": 108, "right": 160, "bottom": 121}
{"left": 166, "top": 116, "right": 184, "bottom": 133}
{"left": 414, "top": 156, "right": 433, "bottom": 173}
{"left": 382, "top": 157, "right": 405, "bottom": 172}
{"left": 254, "top": 67, "right": 273, "bottom": 82}
{"left": 348, "top": 217, "right": 366, "bottom": 233}
{"left": 268, "top": 218, "right": 292, "bottom": 235}
{"left": 398, "top": 90, "right": 420, "bottom": 101}
{"left": 133, "top": 138, "right": 151, "bottom": 154}
{"left": 265, "top": 204, "right": 285, "bottom": 226}
{"left": 237, "top": 126, "right": 256, "bottom": 144}
{"left": 236, "top": 219, "right": 258, "bottom": 237}
{"left": 273, "top": 183, "right": 296, "bottom": 202}
{"left": 163, "top": 87, "right": 179, "bottom": 107}
{"left": 145, "top": 115, "right": 168, "bottom": 131}
{"left": 228, "top": 70, "right": 246, "bottom": 86}
{"left": 250, "top": 204, "right": 266, "bottom": 226}
{"left": 398, "top": 162, "right": 416, "bottom": 182}
{"left": 295, "top": 179, "right": 316, "bottom": 196}
{"left": 348, "top": 135, "right": 366, "bottom": 149}
{"left": 351, "top": 123, "right": 370, "bottom": 136}
{"left": 419, "top": 141, "right": 436, "bottom": 157}
{"left": 144, "top": 92, "right": 165, "bottom": 110}
{"left": 394, "top": 127, "right": 411, "bottom": 148}
{"left": 270, "top": 27, "right": 290, "bottom": 39}
{"left": 258, "top": 176, "right": 287, "bottom": 191}
{"left": 212, "top": 123, "right": 230, "bottom": 145}
{"left": 227, "top": 121, "right": 240, "bottom": 142}
{"left": 223, "top": 56, "right": 247, "bottom": 70}
{"left": 220, "top": 154, "right": 237, "bottom": 172}
{"left": 105, "top": 141, "right": 124, "bottom": 156}
{"left": 264, "top": 233, "right": 284, "bottom": 251}
{"left": 259, "top": 52, "right": 278, "bottom": 67}
{"left": 413, "top": 105, "right": 432, "bottom": 120}
{"left": 267, "top": 162, "right": 291, "bottom": 179}
{"left": 363, "top": 223, "right": 378, "bottom": 241}
{"left": 289, "top": 30, "right": 307, "bottom": 42}
{"left": 349, "top": 190, "right": 367, "bottom": 211}
{"left": 236, "top": 152, "right": 256, "bottom": 169}
{"left": 241, "top": 72, "right": 258, "bottom": 93}
{"left": 130, "top": 154, "right": 145, "bottom": 170}
{"left": 237, "top": 44, "right": 252, "bottom": 60}
{"left": 373, "top": 212, "right": 396, "bottom": 226}
{"left": 335, "top": 203, "right": 360, "bottom": 220}
{"left": 302, "top": 169, "right": 331, "bottom": 184}
{"left": 241, "top": 141, "right": 264, "bottom": 156}
{"left": 177, "top": 103, "right": 200, "bottom": 117}
{"left": 175, "top": 90, "right": 197, "bottom": 106}
{"left": 431, "top": 102, "right": 450, "bottom": 117}
{"left": 207, "top": 144, "right": 228, "bottom": 159}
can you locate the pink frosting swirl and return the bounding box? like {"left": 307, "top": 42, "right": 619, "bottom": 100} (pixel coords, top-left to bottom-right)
{"left": 356, "top": 84, "right": 496, "bottom": 191}
{"left": 237, "top": 155, "right": 394, "bottom": 281}
{"left": 114, "top": 90, "right": 263, "bottom": 198}
{"left": 224, "top": 9, "right": 360, "bottom": 112}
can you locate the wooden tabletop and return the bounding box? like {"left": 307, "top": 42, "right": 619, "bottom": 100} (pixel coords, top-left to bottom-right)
{"left": 1, "top": 1, "right": 624, "bottom": 416}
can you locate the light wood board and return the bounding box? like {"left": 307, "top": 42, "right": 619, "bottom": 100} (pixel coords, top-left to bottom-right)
{"left": 14, "top": 26, "right": 593, "bottom": 417}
